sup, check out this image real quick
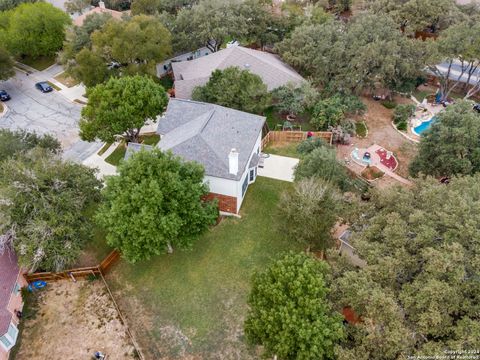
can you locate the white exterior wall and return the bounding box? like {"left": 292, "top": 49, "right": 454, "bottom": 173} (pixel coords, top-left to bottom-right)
{"left": 204, "top": 132, "right": 262, "bottom": 213}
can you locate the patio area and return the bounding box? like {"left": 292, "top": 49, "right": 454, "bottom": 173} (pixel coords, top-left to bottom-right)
{"left": 349, "top": 144, "right": 411, "bottom": 185}
{"left": 257, "top": 154, "right": 299, "bottom": 182}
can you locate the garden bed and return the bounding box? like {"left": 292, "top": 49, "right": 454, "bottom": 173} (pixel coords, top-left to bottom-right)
{"left": 361, "top": 166, "right": 384, "bottom": 181}
{"left": 355, "top": 121, "right": 368, "bottom": 138}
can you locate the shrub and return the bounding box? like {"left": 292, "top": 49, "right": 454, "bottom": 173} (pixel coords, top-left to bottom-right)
{"left": 396, "top": 121, "right": 408, "bottom": 131}
{"left": 297, "top": 137, "right": 329, "bottom": 155}
{"left": 294, "top": 147, "right": 350, "bottom": 190}
{"left": 355, "top": 121, "right": 368, "bottom": 137}
{"left": 393, "top": 104, "right": 415, "bottom": 124}
{"left": 381, "top": 100, "right": 396, "bottom": 109}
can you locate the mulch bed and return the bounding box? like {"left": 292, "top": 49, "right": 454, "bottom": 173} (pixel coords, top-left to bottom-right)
{"left": 375, "top": 148, "right": 398, "bottom": 171}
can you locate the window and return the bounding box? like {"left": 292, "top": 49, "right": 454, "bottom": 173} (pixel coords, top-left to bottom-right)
{"left": 0, "top": 323, "right": 18, "bottom": 351}
{"left": 249, "top": 169, "right": 255, "bottom": 182}
{"left": 242, "top": 174, "right": 249, "bottom": 197}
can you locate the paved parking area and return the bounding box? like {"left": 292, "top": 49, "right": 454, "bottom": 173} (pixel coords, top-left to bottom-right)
{"left": 258, "top": 154, "right": 299, "bottom": 182}
{"left": 0, "top": 70, "right": 101, "bottom": 161}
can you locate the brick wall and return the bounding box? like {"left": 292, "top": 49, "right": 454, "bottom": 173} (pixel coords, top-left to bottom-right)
{"left": 203, "top": 192, "right": 238, "bottom": 214}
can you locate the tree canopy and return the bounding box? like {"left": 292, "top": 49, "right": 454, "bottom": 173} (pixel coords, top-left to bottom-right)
{"left": 66, "top": 15, "right": 172, "bottom": 86}
{"left": 192, "top": 67, "right": 270, "bottom": 114}
{"left": 0, "top": 148, "right": 101, "bottom": 272}
{"left": 331, "top": 175, "right": 480, "bottom": 358}
{"left": 0, "top": 46, "right": 14, "bottom": 81}
{"left": 409, "top": 101, "right": 480, "bottom": 177}
{"left": 245, "top": 252, "right": 345, "bottom": 359}
{"left": 276, "top": 14, "right": 426, "bottom": 94}
{"left": 279, "top": 178, "right": 342, "bottom": 252}
{"left": 0, "top": 2, "right": 71, "bottom": 58}
{"left": 80, "top": 75, "right": 168, "bottom": 143}
{"left": 0, "top": 129, "right": 61, "bottom": 162}
{"left": 96, "top": 148, "right": 218, "bottom": 262}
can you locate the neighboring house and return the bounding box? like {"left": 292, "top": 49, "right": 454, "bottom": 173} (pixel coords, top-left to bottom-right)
{"left": 0, "top": 249, "right": 25, "bottom": 360}
{"left": 156, "top": 47, "right": 212, "bottom": 78}
{"left": 73, "top": 2, "right": 124, "bottom": 27}
{"left": 125, "top": 99, "right": 265, "bottom": 214}
{"left": 171, "top": 45, "right": 304, "bottom": 99}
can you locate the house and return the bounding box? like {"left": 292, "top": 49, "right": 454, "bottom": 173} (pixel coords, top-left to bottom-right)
{"left": 0, "top": 248, "right": 25, "bottom": 360}
{"left": 171, "top": 45, "right": 304, "bottom": 99}
{"left": 127, "top": 99, "right": 264, "bottom": 214}
{"left": 73, "top": 2, "right": 124, "bottom": 27}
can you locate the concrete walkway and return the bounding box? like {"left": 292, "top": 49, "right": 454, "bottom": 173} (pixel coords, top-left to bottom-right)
{"left": 82, "top": 142, "right": 119, "bottom": 179}
{"left": 258, "top": 154, "right": 299, "bottom": 182}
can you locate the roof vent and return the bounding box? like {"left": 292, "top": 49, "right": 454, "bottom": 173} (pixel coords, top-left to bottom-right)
{"left": 244, "top": 63, "right": 251, "bottom": 68}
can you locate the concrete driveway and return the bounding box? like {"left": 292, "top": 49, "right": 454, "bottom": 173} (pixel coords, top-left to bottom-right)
{"left": 258, "top": 154, "right": 299, "bottom": 182}
{"left": 0, "top": 70, "right": 101, "bottom": 161}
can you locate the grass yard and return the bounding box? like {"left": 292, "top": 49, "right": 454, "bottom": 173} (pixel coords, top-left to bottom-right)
{"left": 54, "top": 72, "right": 79, "bottom": 88}
{"left": 0, "top": 103, "right": 3, "bottom": 112}
{"left": 18, "top": 55, "right": 55, "bottom": 71}
{"left": 355, "top": 121, "right": 368, "bottom": 138}
{"left": 106, "top": 177, "right": 302, "bottom": 359}
{"left": 46, "top": 81, "right": 61, "bottom": 91}
{"left": 263, "top": 141, "right": 300, "bottom": 158}
{"left": 264, "top": 106, "right": 314, "bottom": 131}
{"left": 105, "top": 134, "right": 160, "bottom": 166}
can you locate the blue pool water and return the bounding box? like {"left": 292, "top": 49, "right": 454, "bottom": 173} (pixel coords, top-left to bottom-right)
{"left": 413, "top": 116, "right": 437, "bottom": 135}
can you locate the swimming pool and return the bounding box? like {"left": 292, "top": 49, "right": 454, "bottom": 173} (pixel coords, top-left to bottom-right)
{"left": 413, "top": 116, "right": 437, "bottom": 136}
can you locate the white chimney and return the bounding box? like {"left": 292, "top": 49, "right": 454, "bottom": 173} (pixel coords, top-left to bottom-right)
{"left": 228, "top": 148, "right": 239, "bottom": 175}
{"left": 98, "top": 1, "right": 106, "bottom": 8}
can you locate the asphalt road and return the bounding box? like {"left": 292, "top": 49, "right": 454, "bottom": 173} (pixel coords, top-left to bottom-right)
{"left": 0, "top": 71, "right": 101, "bottom": 161}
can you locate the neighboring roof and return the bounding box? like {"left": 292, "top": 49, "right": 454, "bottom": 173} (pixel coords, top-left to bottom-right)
{"left": 73, "top": 6, "right": 124, "bottom": 26}
{"left": 0, "top": 248, "right": 20, "bottom": 335}
{"left": 124, "top": 143, "right": 154, "bottom": 161}
{"left": 172, "top": 46, "right": 305, "bottom": 99}
{"left": 156, "top": 99, "right": 265, "bottom": 181}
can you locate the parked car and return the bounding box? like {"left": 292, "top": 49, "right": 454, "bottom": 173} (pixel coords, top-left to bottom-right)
{"left": 0, "top": 90, "right": 11, "bottom": 101}
{"left": 35, "top": 82, "right": 53, "bottom": 93}
{"left": 473, "top": 103, "right": 480, "bottom": 113}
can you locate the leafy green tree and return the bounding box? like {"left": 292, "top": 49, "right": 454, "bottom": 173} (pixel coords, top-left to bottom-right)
{"left": 279, "top": 178, "right": 341, "bottom": 252}
{"left": 67, "top": 15, "right": 172, "bottom": 85}
{"left": 80, "top": 75, "right": 168, "bottom": 143}
{"left": 271, "top": 81, "right": 319, "bottom": 117}
{"left": 65, "top": 0, "right": 90, "bottom": 14}
{"left": 331, "top": 175, "right": 480, "bottom": 357}
{"left": 192, "top": 67, "right": 270, "bottom": 114}
{"left": 172, "top": 0, "right": 248, "bottom": 53}
{"left": 0, "top": 129, "right": 61, "bottom": 162}
{"left": 311, "top": 96, "right": 347, "bottom": 130}
{"left": 0, "top": 148, "right": 101, "bottom": 271}
{"left": 0, "top": 47, "right": 14, "bottom": 81}
{"left": 60, "top": 12, "right": 113, "bottom": 65}
{"left": 245, "top": 252, "right": 345, "bottom": 360}
{"left": 295, "top": 147, "right": 350, "bottom": 190}
{"left": 96, "top": 148, "right": 218, "bottom": 262}
{"left": 409, "top": 101, "right": 480, "bottom": 177}
{"left": 0, "top": 2, "right": 70, "bottom": 58}
{"left": 297, "top": 137, "right": 329, "bottom": 155}
{"left": 0, "top": 0, "right": 35, "bottom": 12}
{"left": 72, "top": 48, "right": 109, "bottom": 87}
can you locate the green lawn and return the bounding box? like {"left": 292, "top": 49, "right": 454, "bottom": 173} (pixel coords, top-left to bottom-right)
{"left": 18, "top": 56, "right": 55, "bottom": 71}
{"left": 263, "top": 142, "right": 300, "bottom": 158}
{"left": 412, "top": 89, "right": 431, "bottom": 102}
{"left": 264, "top": 106, "right": 314, "bottom": 131}
{"left": 106, "top": 177, "right": 302, "bottom": 358}
{"left": 105, "top": 134, "right": 160, "bottom": 166}
{"left": 355, "top": 121, "right": 368, "bottom": 138}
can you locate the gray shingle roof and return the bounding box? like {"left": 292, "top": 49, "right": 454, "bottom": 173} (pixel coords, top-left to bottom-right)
{"left": 156, "top": 99, "right": 265, "bottom": 180}
{"left": 172, "top": 46, "right": 304, "bottom": 99}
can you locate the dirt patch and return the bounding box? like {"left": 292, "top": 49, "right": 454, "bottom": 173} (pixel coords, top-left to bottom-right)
{"left": 361, "top": 166, "right": 384, "bottom": 180}
{"left": 338, "top": 96, "right": 418, "bottom": 184}
{"left": 15, "top": 280, "right": 136, "bottom": 360}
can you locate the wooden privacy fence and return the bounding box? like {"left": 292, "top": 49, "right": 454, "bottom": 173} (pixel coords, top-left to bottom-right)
{"left": 24, "top": 250, "right": 120, "bottom": 283}
{"left": 261, "top": 131, "right": 333, "bottom": 149}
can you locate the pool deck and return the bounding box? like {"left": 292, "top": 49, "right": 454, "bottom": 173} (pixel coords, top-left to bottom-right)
{"left": 351, "top": 144, "right": 412, "bottom": 186}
